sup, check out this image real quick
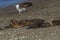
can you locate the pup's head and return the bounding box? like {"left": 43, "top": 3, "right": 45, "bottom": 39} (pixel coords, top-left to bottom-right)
{"left": 9, "top": 19, "right": 20, "bottom": 28}
{"left": 9, "top": 19, "right": 30, "bottom": 28}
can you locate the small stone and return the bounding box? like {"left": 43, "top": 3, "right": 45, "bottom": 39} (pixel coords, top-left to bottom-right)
{"left": 0, "top": 32, "right": 2, "bottom": 34}
{"left": 8, "top": 33, "right": 11, "bottom": 34}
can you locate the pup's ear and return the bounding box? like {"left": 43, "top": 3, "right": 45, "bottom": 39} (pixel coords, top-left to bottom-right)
{"left": 20, "top": 2, "right": 32, "bottom": 7}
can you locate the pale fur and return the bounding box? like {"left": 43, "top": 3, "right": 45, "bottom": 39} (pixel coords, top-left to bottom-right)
{"left": 16, "top": 4, "right": 26, "bottom": 14}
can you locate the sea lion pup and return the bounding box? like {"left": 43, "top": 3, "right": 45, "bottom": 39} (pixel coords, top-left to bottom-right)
{"left": 5, "top": 19, "right": 52, "bottom": 29}
{"left": 16, "top": 2, "right": 32, "bottom": 14}
{"left": 52, "top": 20, "right": 60, "bottom": 26}
{"left": 5, "top": 19, "right": 44, "bottom": 28}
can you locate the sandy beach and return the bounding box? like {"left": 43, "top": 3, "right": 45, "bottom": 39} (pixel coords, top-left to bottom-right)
{"left": 0, "top": 0, "right": 60, "bottom": 40}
